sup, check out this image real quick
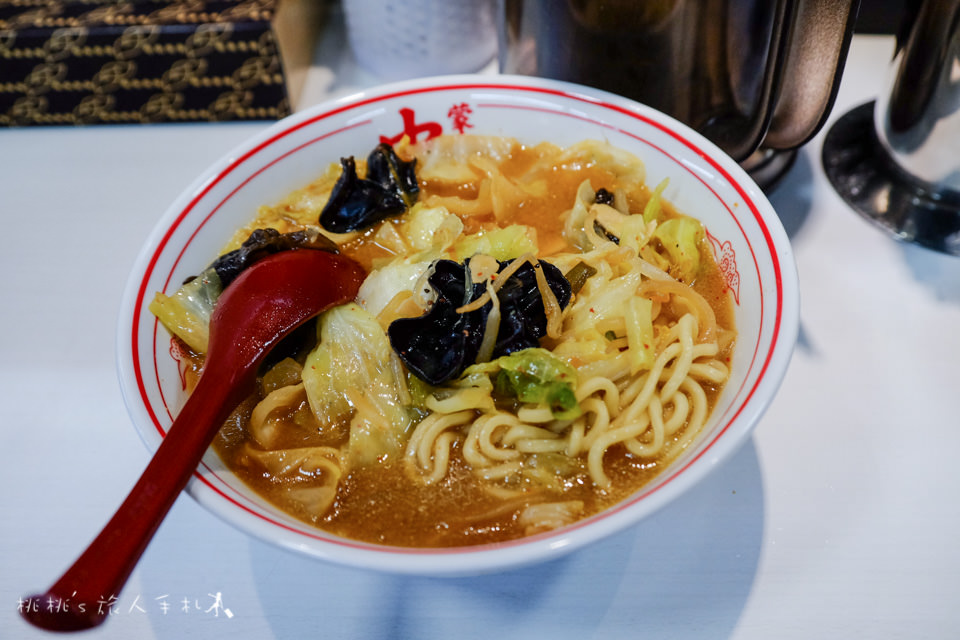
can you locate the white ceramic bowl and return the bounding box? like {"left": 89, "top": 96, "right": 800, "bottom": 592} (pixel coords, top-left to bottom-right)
{"left": 117, "top": 75, "right": 799, "bottom": 576}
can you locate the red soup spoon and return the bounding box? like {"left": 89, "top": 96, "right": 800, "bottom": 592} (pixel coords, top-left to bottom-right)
{"left": 22, "top": 248, "right": 365, "bottom": 632}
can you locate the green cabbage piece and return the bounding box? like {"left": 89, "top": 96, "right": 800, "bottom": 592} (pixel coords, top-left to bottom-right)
{"left": 624, "top": 296, "right": 655, "bottom": 373}
{"left": 301, "top": 303, "right": 413, "bottom": 467}
{"left": 148, "top": 268, "right": 222, "bottom": 354}
{"left": 149, "top": 228, "right": 333, "bottom": 354}
{"left": 493, "top": 348, "right": 581, "bottom": 420}
{"left": 356, "top": 257, "right": 433, "bottom": 317}
{"left": 451, "top": 224, "right": 538, "bottom": 261}
{"left": 654, "top": 216, "right": 703, "bottom": 282}
{"left": 643, "top": 178, "right": 669, "bottom": 223}
{"left": 401, "top": 203, "right": 464, "bottom": 254}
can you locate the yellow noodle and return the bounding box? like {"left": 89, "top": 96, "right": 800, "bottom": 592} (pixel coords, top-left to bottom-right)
{"left": 577, "top": 396, "right": 613, "bottom": 452}
{"left": 424, "top": 432, "right": 458, "bottom": 485}
{"left": 519, "top": 501, "right": 585, "bottom": 536}
{"left": 660, "top": 314, "right": 698, "bottom": 400}
{"left": 623, "top": 394, "right": 666, "bottom": 457}
{"left": 576, "top": 352, "right": 633, "bottom": 385}
{"left": 474, "top": 413, "right": 524, "bottom": 463}
{"left": 576, "top": 376, "right": 621, "bottom": 415}
{"left": 501, "top": 424, "right": 560, "bottom": 447}
{"left": 516, "top": 406, "right": 556, "bottom": 423}
{"left": 565, "top": 416, "right": 587, "bottom": 456}
{"left": 248, "top": 383, "right": 306, "bottom": 449}
{"left": 425, "top": 387, "right": 494, "bottom": 413}
{"left": 676, "top": 377, "right": 709, "bottom": 449}
{"left": 581, "top": 311, "right": 712, "bottom": 487}
{"left": 477, "top": 460, "right": 524, "bottom": 480}
{"left": 660, "top": 389, "right": 691, "bottom": 437}
{"left": 514, "top": 438, "right": 568, "bottom": 454}
{"left": 640, "top": 278, "right": 717, "bottom": 342}
{"left": 587, "top": 411, "right": 651, "bottom": 487}
{"left": 688, "top": 360, "right": 729, "bottom": 384}
{"left": 405, "top": 410, "right": 474, "bottom": 476}
{"left": 617, "top": 342, "right": 680, "bottom": 426}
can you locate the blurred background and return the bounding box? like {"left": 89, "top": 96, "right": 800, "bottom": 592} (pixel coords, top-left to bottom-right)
{"left": 855, "top": 0, "right": 905, "bottom": 33}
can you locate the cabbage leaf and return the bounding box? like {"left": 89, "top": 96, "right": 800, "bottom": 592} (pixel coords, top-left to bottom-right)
{"left": 624, "top": 296, "right": 655, "bottom": 373}
{"left": 643, "top": 178, "right": 669, "bottom": 223}
{"left": 148, "top": 269, "right": 222, "bottom": 354}
{"left": 301, "top": 303, "right": 413, "bottom": 467}
{"left": 451, "top": 224, "right": 538, "bottom": 262}
{"left": 654, "top": 216, "right": 703, "bottom": 282}
{"left": 493, "top": 348, "right": 581, "bottom": 420}
{"left": 149, "top": 228, "right": 336, "bottom": 354}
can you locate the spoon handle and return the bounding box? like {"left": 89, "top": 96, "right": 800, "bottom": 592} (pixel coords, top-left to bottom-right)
{"left": 21, "top": 370, "right": 246, "bottom": 631}
{"left": 21, "top": 248, "right": 365, "bottom": 632}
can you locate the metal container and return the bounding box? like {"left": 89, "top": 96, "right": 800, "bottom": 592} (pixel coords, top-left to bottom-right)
{"left": 498, "top": 0, "right": 860, "bottom": 189}
{"left": 823, "top": 0, "right": 960, "bottom": 256}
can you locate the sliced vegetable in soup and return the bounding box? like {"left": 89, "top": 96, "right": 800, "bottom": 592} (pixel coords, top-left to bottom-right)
{"left": 151, "top": 135, "right": 737, "bottom": 547}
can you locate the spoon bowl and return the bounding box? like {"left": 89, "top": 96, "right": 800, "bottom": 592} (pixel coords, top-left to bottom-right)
{"left": 22, "top": 248, "right": 364, "bottom": 631}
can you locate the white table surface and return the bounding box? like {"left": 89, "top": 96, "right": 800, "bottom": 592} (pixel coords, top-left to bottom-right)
{"left": 3, "top": 18, "right": 960, "bottom": 639}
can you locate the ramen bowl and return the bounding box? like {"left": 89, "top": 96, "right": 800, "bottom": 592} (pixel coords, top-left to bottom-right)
{"left": 117, "top": 75, "right": 799, "bottom": 576}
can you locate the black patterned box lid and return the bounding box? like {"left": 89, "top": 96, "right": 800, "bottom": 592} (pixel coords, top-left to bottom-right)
{"left": 0, "top": 0, "right": 324, "bottom": 126}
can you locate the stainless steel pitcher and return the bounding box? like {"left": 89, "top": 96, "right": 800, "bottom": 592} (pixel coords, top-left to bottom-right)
{"left": 498, "top": 0, "right": 861, "bottom": 187}
{"left": 875, "top": 0, "right": 960, "bottom": 194}
{"left": 823, "top": 0, "right": 960, "bottom": 256}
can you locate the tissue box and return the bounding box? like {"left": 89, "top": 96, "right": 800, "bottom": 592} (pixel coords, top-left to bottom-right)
{"left": 0, "top": 0, "right": 323, "bottom": 126}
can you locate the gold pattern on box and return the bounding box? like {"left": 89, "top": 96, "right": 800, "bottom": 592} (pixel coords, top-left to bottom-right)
{"left": 0, "top": 0, "right": 275, "bottom": 30}
{"left": 0, "top": 0, "right": 317, "bottom": 126}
